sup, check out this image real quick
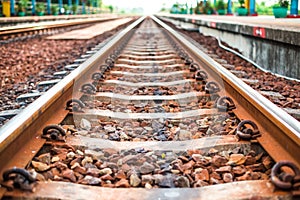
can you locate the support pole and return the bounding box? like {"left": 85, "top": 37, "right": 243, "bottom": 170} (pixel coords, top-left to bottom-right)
{"left": 75, "top": 0, "right": 79, "bottom": 14}
{"left": 290, "top": 0, "right": 298, "bottom": 15}
{"left": 10, "top": 0, "right": 15, "bottom": 16}
{"left": 47, "top": 0, "right": 51, "bottom": 15}
{"left": 58, "top": 0, "right": 62, "bottom": 14}
{"left": 249, "top": 0, "right": 255, "bottom": 15}
{"left": 227, "top": 0, "right": 232, "bottom": 14}
{"left": 245, "top": 0, "right": 249, "bottom": 9}
{"left": 31, "top": 0, "right": 35, "bottom": 15}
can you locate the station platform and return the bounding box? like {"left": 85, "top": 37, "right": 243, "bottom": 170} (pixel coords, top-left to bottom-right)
{"left": 158, "top": 14, "right": 300, "bottom": 46}
{"left": 158, "top": 14, "right": 300, "bottom": 80}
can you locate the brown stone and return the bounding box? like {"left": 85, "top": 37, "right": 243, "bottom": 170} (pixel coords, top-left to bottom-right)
{"left": 42, "top": 171, "right": 54, "bottom": 180}
{"left": 99, "top": 168, "right": 113, "bottom": 175}
{"left": 51, "top": 156, "right": 60, "bottom": 163}
{"left": 70, "top": 157, "right": 82, "bottom": 166}
{"left": 81, "top": 156, "right": 93, "bottom": 166}
{"left": 182, "top": 160, "right": 195, "bottom": 171}
{"left": 53, "top": 161, "right": 68, "bottom": 170}
{"left": 251, "top": 172, "right": 261, "bottom": 180}
{"left": 36, "top": 153, "right": 51, "bottom": 165}
{"left": 100, "top": 174, "right": 114, "bottom": 181}
{"left": 194, "top": 169, "right": 209, "bottom": 181}
{"left": 79, "top": 175, "right": 101, "bottom": 185}
{"left": 122, "top": 154, "right": 139, "bottom": 164}
{"left": 210, "top": 177, "right": 222, "bottom": 184}
{"left": 141, "top": 174, "right": 154, "bottom": 185}
{"left": 140, "top": 121, "right": 149, "bottom": 127}
{"left": 102, "top": 183, "right": 115, "bottom": 188}
{"left": 56, "top": 152, "right": 67, "bottom": 161}
{"left": 103, "top": 148, "right": 118, "bottom": 157}
{"left": 222, "top": 173, "right": 233, "bottom": 183}
{"left": 211, "top": 155, "right": 228, "bottom": 167}
{"left": 115, "top": 179, "right": 130, "bottom": 188}
{"left": 194, "top": 180, "right": 209, "bottom": 187}
{"left": 216, "top": 166, "right": 232, "bottom": 173}
{"left": 232, "top": 166, "right": 246, "bottom": 175}
{"left": 130, "top": 173, "right": 141, "bottom": 187}
{"left": 53, "top": 175, "right": 63, "bottom": 181}
{"left": 175, "top": 176, "right": 190, "bottom": 187}
{"left": 86, "top": 167, "right": 101, "bottom": 177}
{"left": 31, "top": 161, "right": 50, "bottom": 172}
{"left": 244, "top": 156, "right": 256, "bottom": 165}
{"left": 115, "top": 170, "right": 126, "bottom": 179}
{"left": 72, "top": 163, "right": 86, "bottom": 175}
{"left": 178, "top": 156, "right": 189, "bottom": 162}
{"left": 62, "top": 169, "right": 76, "bottom": 182}
{"left": 139, "top": 162, "right": 155, "bottom": 174}
{"left": 227, "top": 154, "right": 246, "bottom": 166}
{"left": 74, "top": 172, "right": 84, "bottom": 181}
{"left": 210, "top": 171, "right": 222, "bottom": 180}
{"left": 94, "top": 160, "right": 103, "bottom": 168}
{"left": 262, "top": 156, "right": 273, "bottom": 170}
{"left": 121, "top": 164, "right": 131, "bottom": 172}
{"left": 236, "top": 172, "right": 252, "bottom": 181}
{"left": 246, "top": 163, "right": 265, "bottom": 172}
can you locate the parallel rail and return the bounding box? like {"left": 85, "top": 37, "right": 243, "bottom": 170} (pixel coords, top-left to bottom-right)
{"left": 0, "top": 15, "right": 126, "bottom": 40}
{"left": 0, "top": 16, "right": 299, "bottom": 199}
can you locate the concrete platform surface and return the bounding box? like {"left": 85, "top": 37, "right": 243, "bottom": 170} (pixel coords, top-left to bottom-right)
{"left": 159, "top": 14, "right": 300, "bottom": 32}
{"left": 158, "top": 14, "right": 300, "bottom": 46}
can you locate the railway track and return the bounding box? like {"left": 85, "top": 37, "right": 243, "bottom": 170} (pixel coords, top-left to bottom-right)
{"left": 0, "top": 16, "right": 299, "bottom": 199}
{"left": 0, "top": 15, "right": 123, "bottom": 43}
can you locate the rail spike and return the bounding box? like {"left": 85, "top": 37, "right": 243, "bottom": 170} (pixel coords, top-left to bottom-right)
{"left": 189, "top": 62, "right": 200, "bottom": 72}
{"left": 42, "top": 124, "right": 66, "bottom": 142}
{"left": 195, "top": 70, "right": 208, "bottom": 81}
{"left": 66, "top": 99, "right": 85, "bottom": 112}
{"left": 205, "top": 81, "right": 220, "bottom": 94}
{"left": 271, "top": 161, "right": 300, "bottom": 197}
{"left": 92, "top": 72, "right": 105, "bottom": 81}
{"left": 185, "top": 57, "right": 193, "bottom": 65}
{"left": 105, "top": 58, "right": 115, "bottom": 67}
{"left": 236, "top": 120, "right": 261, "bottom": 140}
{"left": 99, "top": 64, "right": 109, "bottom": 71}
{"left": 2, "top": 167, "right": 36, "bottom": 192}
{"left": 216, "top": 96, "right": 236, "bottom": 112}
{"left": 81, "top": 83, "right": 97, "bottom": 94}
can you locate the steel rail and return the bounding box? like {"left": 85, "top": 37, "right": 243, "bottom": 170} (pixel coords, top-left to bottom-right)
{"left": 152, "top": 15, "right": 300, "bottom": 167}
{"left": 0, "top": 16, "right": 146, "bottom": 173}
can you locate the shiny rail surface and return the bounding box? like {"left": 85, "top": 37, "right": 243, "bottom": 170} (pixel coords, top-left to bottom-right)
{"left": 0, "top": 16, "right": 299, "bottom": 199}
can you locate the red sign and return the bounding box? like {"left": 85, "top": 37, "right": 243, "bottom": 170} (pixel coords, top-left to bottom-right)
{"left": 210, "top": 22, "right": 216, "bottom": 28}
{"left": 253, "top": 27, "right": 266, "bottom": 38}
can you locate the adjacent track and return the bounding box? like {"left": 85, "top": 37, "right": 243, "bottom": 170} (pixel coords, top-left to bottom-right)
{"left": 0, "top": 15, "right": 123, "bottom": 42}
{"left": 0, "top": 16, "right": 299, "bottom": 199}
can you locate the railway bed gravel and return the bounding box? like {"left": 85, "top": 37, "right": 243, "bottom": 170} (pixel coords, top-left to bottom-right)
{"left": 0, "top": 19, "right": 135, "bottom": 126}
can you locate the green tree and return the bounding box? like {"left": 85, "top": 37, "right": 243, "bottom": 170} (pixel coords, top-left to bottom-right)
{"left": 108, "top": 5, "right": 113, "bottom": 13}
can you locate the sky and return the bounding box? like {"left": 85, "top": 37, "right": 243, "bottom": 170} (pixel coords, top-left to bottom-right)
{"left": 102, "top": 0, "right": 193, "bottom": 14}
{"left": 102, "top": 0, "right": 287, "bottom": 14}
